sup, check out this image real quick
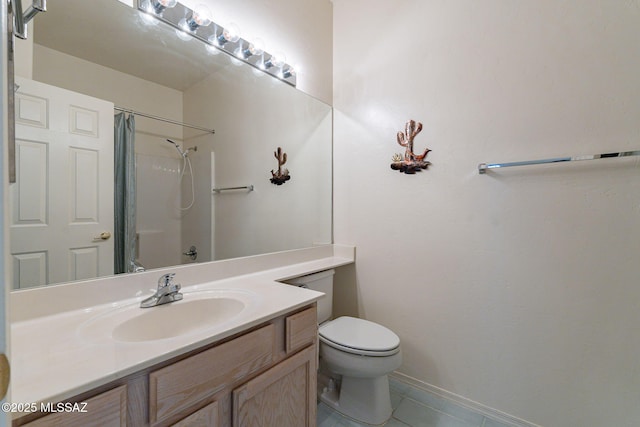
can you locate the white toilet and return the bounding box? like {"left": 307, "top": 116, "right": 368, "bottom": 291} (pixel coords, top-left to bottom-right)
{"left": 285, "top": 269, "right": 401, "bottom": 426}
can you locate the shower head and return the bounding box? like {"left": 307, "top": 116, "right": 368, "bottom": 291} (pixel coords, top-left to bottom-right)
{"left": 166, "top": 139, "right": 186, "bottom": 157}
{"left": 167, "top": 139, "right": 197, "bottom": 210}
{"left": 166, "top": 139, "right": 198, "bottom": 158}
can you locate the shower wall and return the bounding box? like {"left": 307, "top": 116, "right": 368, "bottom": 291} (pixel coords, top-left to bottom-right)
{"left": 135, "top": 154, "right": 182, "bottom": 269}
{"left": 177, "top": 140, "right": 214, "bottom": 263}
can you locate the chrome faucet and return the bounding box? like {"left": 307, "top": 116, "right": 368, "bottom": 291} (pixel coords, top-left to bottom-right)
{"left": 140, "top": 273, "right": 183, "bottom": 308}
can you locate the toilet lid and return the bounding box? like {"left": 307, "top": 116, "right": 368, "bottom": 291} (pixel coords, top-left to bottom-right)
{"left": 319, "top": 316, "right": 400, "bottom": 355}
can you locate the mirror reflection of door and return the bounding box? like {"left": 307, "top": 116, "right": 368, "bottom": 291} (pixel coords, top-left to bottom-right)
{"left": 10, "top": 77, "right": 114, "bottom": 288}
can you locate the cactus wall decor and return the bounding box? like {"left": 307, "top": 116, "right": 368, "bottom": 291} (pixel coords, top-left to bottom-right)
{"left": 391, "top": 120, "right": 432, "bottom": 174}
{"left": 270, "top": 147, "right": 291, "bottom": 185}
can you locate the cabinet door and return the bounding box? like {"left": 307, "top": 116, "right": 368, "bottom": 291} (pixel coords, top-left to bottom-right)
{"left": 22, "top": 385, "right": 127, "bottom": 427}
{"left": 233, "top": 345, "right": 316, "bottom": 427}
{"left": 285, "top": 306, "right": 317, "bottom": 354}
{"left": 170, "top": 401, "right": 219, "bottom": 427}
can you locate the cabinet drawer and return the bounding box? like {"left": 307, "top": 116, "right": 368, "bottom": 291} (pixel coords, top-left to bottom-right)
{"left": 285, "top": 306, "right": 317, "bottom": 354}
{"left": 23, "top": 385, "right": 127, "bottom": 427}
{"left": 149, "top": 324, "right": 275, "bottom": 424}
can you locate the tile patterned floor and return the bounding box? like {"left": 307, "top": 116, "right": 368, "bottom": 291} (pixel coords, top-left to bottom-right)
{"left": 317, "top": 378, "right": 512, "bottom": 427}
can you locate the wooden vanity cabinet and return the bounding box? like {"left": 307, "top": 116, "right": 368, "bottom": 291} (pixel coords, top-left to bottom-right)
{"left": 15, "top": 305, "right": 317, "bottom": 427}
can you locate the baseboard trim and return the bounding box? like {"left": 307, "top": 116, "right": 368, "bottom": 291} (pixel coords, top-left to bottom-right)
{"left": 389, "top": 371, "right": 542, "bottom": 427}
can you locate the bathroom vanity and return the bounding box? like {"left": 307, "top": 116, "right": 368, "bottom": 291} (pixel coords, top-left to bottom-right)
{"left": 15, "top": 305, "right": 317, "bottom": 426}
{"left": 10, "top": 246, "right": 354, "bottom": 426}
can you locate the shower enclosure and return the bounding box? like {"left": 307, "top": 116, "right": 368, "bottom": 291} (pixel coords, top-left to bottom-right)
{"left": 120, "top": 112, "right": 211, "bottom": 272}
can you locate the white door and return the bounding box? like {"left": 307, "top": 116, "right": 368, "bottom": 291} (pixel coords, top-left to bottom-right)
{"left": 10, "top": 77, "right": 114, "bottom": 288}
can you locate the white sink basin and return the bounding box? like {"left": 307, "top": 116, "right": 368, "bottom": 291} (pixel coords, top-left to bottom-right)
{"left": 78, "top": 289, "right": 258, "bottom": 343}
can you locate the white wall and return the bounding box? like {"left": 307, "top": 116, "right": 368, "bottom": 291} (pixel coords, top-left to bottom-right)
{"left": 183, "top": 61, "right": 332, "bottom": 261}
{"left": 13, "top": 24, "right": 32, "bottom": 79}
{"left": 333, "top": 1, "right": 640, "bottom": 426}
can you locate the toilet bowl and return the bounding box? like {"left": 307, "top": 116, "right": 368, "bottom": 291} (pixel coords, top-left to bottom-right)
{"left": 319, "top": 316, "right": 401, "bottom": 425}
{"left": 284, "top": 270, "right": 402, "bottom": 426}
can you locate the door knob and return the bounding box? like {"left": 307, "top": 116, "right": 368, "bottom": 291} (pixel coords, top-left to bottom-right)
{"left": 0, "top": 354, "right": 9, "bottom": 400}
{"left": 94, "top": 231, "right": 112, "bottom": 241}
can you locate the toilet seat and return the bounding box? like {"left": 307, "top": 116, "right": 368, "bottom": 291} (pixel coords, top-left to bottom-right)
{"left": 319, "top": 316, "right": 400, "bottom": 357}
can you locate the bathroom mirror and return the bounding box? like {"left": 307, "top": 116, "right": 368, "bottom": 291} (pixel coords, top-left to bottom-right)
{"left": 9, "top": 0, "right": 332, "bottom": 289}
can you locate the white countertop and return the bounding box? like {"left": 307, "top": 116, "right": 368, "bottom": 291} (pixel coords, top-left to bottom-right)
{"left": 10, "top": 245, "right": 355, "bottom": 408}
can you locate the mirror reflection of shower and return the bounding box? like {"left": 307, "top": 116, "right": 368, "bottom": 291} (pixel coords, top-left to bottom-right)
{"left": 167, "top": 139, "right": 196, "bottom": 210}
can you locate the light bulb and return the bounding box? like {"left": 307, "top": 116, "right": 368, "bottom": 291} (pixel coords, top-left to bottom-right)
{"left": 236, "top": 39, "right": 265, "bottom": 59}
{"left": 185, "top": 4, "right": 212, "bottom": 31}
{"left": 193, "top": 5, "right": 212, "bottom": 25}
{"left": 272, "top": 54, "right": 286, "bottom": 68}
{"left": 264, "top": 52, "right": 286, "bottom": 69}
{"left": 248, "top": 39, "right": 265, "bottom": 56}
{"left": 150, "top": 0, "right": 177, "bottom": 15}
{"left": 281, "top": 66, "right": 296, "bottom": 79}
{"left": 217, "top": 23, "right": 241, "bottom": 46}
{"left": 223, "top": 24, "right": 241, "bottom": 42}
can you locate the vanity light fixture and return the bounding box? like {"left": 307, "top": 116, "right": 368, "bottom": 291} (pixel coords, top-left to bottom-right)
{"left": 137, "top": 0, "right": 297, "bottom": 86}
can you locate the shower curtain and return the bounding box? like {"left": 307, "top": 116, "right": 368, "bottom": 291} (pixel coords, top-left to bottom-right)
{"left": 114, "top": 113, "right": 137, "bottom": 273}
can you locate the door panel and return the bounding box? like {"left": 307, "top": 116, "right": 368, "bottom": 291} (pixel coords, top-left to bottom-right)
{"left": 13, "top": 139, "right": 47, "bottom": 224}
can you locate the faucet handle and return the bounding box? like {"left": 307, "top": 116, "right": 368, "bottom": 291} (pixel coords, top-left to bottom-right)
{"left": 158, "top": 273, "right": 176, "bottom": 288}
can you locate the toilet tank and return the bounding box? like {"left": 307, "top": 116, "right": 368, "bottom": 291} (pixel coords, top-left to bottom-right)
{"left": 284, "top": 269, "right": 334, "bottom": 323}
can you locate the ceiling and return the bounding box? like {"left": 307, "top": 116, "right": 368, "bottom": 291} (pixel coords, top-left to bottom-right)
{"left": 33, "top": 0, "right": 229, "bottom": 91}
